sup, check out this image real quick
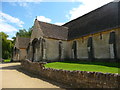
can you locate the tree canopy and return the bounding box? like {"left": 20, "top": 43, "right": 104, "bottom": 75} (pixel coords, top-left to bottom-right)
{"left": 1, "top": 26, "right": 33, "bottom": 59}
{"left": 12, "top": 26, "right": 33, "bottom": 44}
{"left": 16, "top": 26, "right": 33, "bottom": 37}
{"left": 0, "top": 32, "right": 14, "bottom": 59}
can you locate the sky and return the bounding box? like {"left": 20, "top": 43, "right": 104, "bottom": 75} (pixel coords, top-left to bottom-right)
{"left": 0, "top": 0, "right": 114, "bottom": 40}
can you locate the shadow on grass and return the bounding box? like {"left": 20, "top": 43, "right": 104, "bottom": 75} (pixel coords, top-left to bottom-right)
{"left": 60, "top": 60, "right": 120, "bottom": 68}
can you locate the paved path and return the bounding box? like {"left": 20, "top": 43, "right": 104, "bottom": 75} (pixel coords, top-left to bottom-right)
{"left": 0, "top": 62, "right": 62, "bottom": 88}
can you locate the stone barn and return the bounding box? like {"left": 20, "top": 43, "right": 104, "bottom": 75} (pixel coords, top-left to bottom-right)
{"left": 12, "top": 37, "right": 30, "bottom": 61}
{"left": 27, "top": 1, "right": 120, "bottom": 62}
{"left": 27, "top": 20, "right": 68, "bottom": 62}
{"left": 63, "top": 1, "right": 120, "bottom": 62}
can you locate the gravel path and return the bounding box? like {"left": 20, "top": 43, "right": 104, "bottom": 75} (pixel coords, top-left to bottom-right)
{"left": 0, "top": 62, "right": 61, "bottom": 88}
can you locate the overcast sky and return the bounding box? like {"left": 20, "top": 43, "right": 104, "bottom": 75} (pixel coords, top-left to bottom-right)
{"left": 0, "top": 0, "right": 114, "bottom": 40}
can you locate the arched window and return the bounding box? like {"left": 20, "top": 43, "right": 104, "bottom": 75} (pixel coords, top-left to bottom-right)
{"left": 26, "top": 43, "right": 30, "bottom": 54}
{"left": 109, "top": 32, "right": 116, "bottom": 59}
{"left": 32, "top": 38, "right": 38, "bottom": 62}
{"left": 87, "top": 37, "right": 94, "bottom": 60}
{"left": 42, "top": 39, "right": 46, "bottom": 60}
{"left": 59, "top": 41, "right": 63, "bottom": 60}
{"left": 72, "top": 41, "right": 77, "bottom": 59}
{"left": 100, "top": 33, "right": 103, "bottom": 40}
{"left": 109, "top": 32, "right": 115, "bottom": 44}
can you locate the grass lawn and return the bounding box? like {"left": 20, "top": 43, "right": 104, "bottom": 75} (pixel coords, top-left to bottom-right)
{"left": 45, "top": 61, "right": 120, "bottom": 74}
{"left": 3, "top": 59, "right": 11, "bottom": 63}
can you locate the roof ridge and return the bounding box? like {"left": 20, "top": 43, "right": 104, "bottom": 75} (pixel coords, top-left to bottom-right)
{"left": 37, "top": 20, "right": 68, "bottom": 29}
{"left": 35, "top": 20, "right": 68, "bottom": 40}
{"left": 63, "top": 2, "right": 113, "bottom": 26}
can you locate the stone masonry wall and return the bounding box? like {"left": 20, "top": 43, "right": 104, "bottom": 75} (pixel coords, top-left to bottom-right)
{"left": 92, "top": 32, "right": 110, "bottom": 59}
{"left": 21, "top": 60, "right": 120, "bottom": 88}
{"left": 116, "top": 29, "right": 120, "bottom": 59}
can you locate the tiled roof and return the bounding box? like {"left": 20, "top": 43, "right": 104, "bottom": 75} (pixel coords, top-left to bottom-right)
{"left": 33, "top": 1, "right": 119, "bottom": 41}
{"left": 16, "top": 37, "right": 30, "bottom": 49}
{"left": 63, "top": 2, "right": 119, "bottom": 40}
{"left": 38, "top": 21, "right": 68, "bottom": 40}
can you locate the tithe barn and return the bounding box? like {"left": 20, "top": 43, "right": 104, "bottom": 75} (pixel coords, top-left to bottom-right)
{"left": 15, "top": 1, "right": 120, "bottom": 62}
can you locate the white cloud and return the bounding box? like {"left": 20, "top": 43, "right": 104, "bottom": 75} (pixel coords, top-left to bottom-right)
{"left": 0, "top": 21, "right": 18, "bottom": 39}
{"left": 19, "top": 2, "right": 28, "bottom": 7}
{"left": 2, "top": 0, "right": 43, "bottom": 2}
{"left": 2, "top": 0, "right": 98, "bottom": 2}
{"left": 37, "top": 16, "right": 51, "bottom": 23}
{"left": 113, "top": 0, "right": 120, "bottom": 2}
{"left": 0, "top": 22, "right": 18, "bottom": 32}
{"left": 36, "top": 16, "right": 64, "bottom": 26}
{"left": 67, "top": 0, "right": 114, "bottom": 20}
{"left": 0, "top": 12, "right": 24, "bottom": 39}
{"left": 7, "top": 37, "right": 14, "bottom": 41}
{"left": 0, "top": 11, "right": 24, "bottom": 27}
{"left": 54, "top": 22, "right": 65, "bottom": 26}
{"left": 9, "top": 2, "right": 30, "bottom": 7}
{"left": 1, "top": 0, "right": 116, "bottom": 2}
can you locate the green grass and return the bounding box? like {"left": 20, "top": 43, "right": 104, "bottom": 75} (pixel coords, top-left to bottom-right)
{"left": 3, "top": 59, "right": 11, "bottom": 63}
{"left": 45, "top": 61, "right": 120, "bottom": 74}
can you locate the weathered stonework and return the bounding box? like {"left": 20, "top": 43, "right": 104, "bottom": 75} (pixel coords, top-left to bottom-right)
{"left": 116, "top": 29, "right": 120, "bottom": 59}
{"left": 21, "top": 60, "right": 120, "bottom": 88}
{"left": 93, "top": 32, "right": 110, "bottom": 59}
{"left": 12, "top": 37, "right": 30, "bottom": 61}
{"left": 45, "top": 39, "right": 59, "bottom": 61}
{"left": 28, "top": 25, "right": 120, "bottom": 62}
{"left": 76, "top": 37, "right": 89, "bottom": 59}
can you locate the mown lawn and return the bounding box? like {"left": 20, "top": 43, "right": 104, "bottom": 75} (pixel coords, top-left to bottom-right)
{"left": 3, "top": 59, "right": 11, "bottom": 63}
{"left": 45, "top": 61, "right": 120, "bottom": 74}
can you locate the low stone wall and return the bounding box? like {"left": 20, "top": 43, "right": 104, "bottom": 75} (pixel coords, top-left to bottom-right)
{"left": 21, "top": 60, "right": 120, "bottom": 88}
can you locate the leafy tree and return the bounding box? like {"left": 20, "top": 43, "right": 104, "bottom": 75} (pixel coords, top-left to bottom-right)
{"left": 16, "top": 26, "right": 33, "bottom": 37}
{"left": 0, "top": 26, "right": 33, "bottom": 59}
{"left": 12, "top": 37, "right": 16, "bottom": 44}
{"left": 0, "top": 32, "right": 14, "bottom": 59}
{"left": 12, "top": 26, "right": 33, "bottom": 44}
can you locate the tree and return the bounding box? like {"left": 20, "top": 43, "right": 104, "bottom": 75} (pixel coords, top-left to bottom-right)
{"left": 12, "top": 37, "right": 16, "bottom": 44}
{"left": 16, "top": 26, "right": 33, "bottom": 37}
{"left": 12, "top": 26, "right": 33, "bottom": 44}
{"left": 0, "top": 32, "right": 14, "bottom": 59}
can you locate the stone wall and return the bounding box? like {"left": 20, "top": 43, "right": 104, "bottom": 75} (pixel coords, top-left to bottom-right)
{"left": 77, "top": 37, "right": 88, "bottom": 59}
{"left": 67, "top": 38, "right": 89, "bottom": 59}
{"left": 30, "top": 19, "right": 44, "bottom": 42}
{"left": 92, "top": 32, "right": 110, "bottom": 59}
{"left": 12, "top": 53, "right": 19, "bottom": 61}
{"left": 45, "top": 39, "right": 59, "bottom": 61}
{"left": 28, "top": 18, "right": 120, "bottom": 62}
{"left": 67, "top": 29, "right": 120, "bottom": 62}
{"left": 13, "top": 48, "right": 27, "bottom": 61}
{"left": 116, "top": 29, "right": 120, "bottom": 59}
{"left": 19, "top": 49, "right": 27, "bottom": 60}
{"left": 21, "top": 60, "right": 120, "bottom": 88}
